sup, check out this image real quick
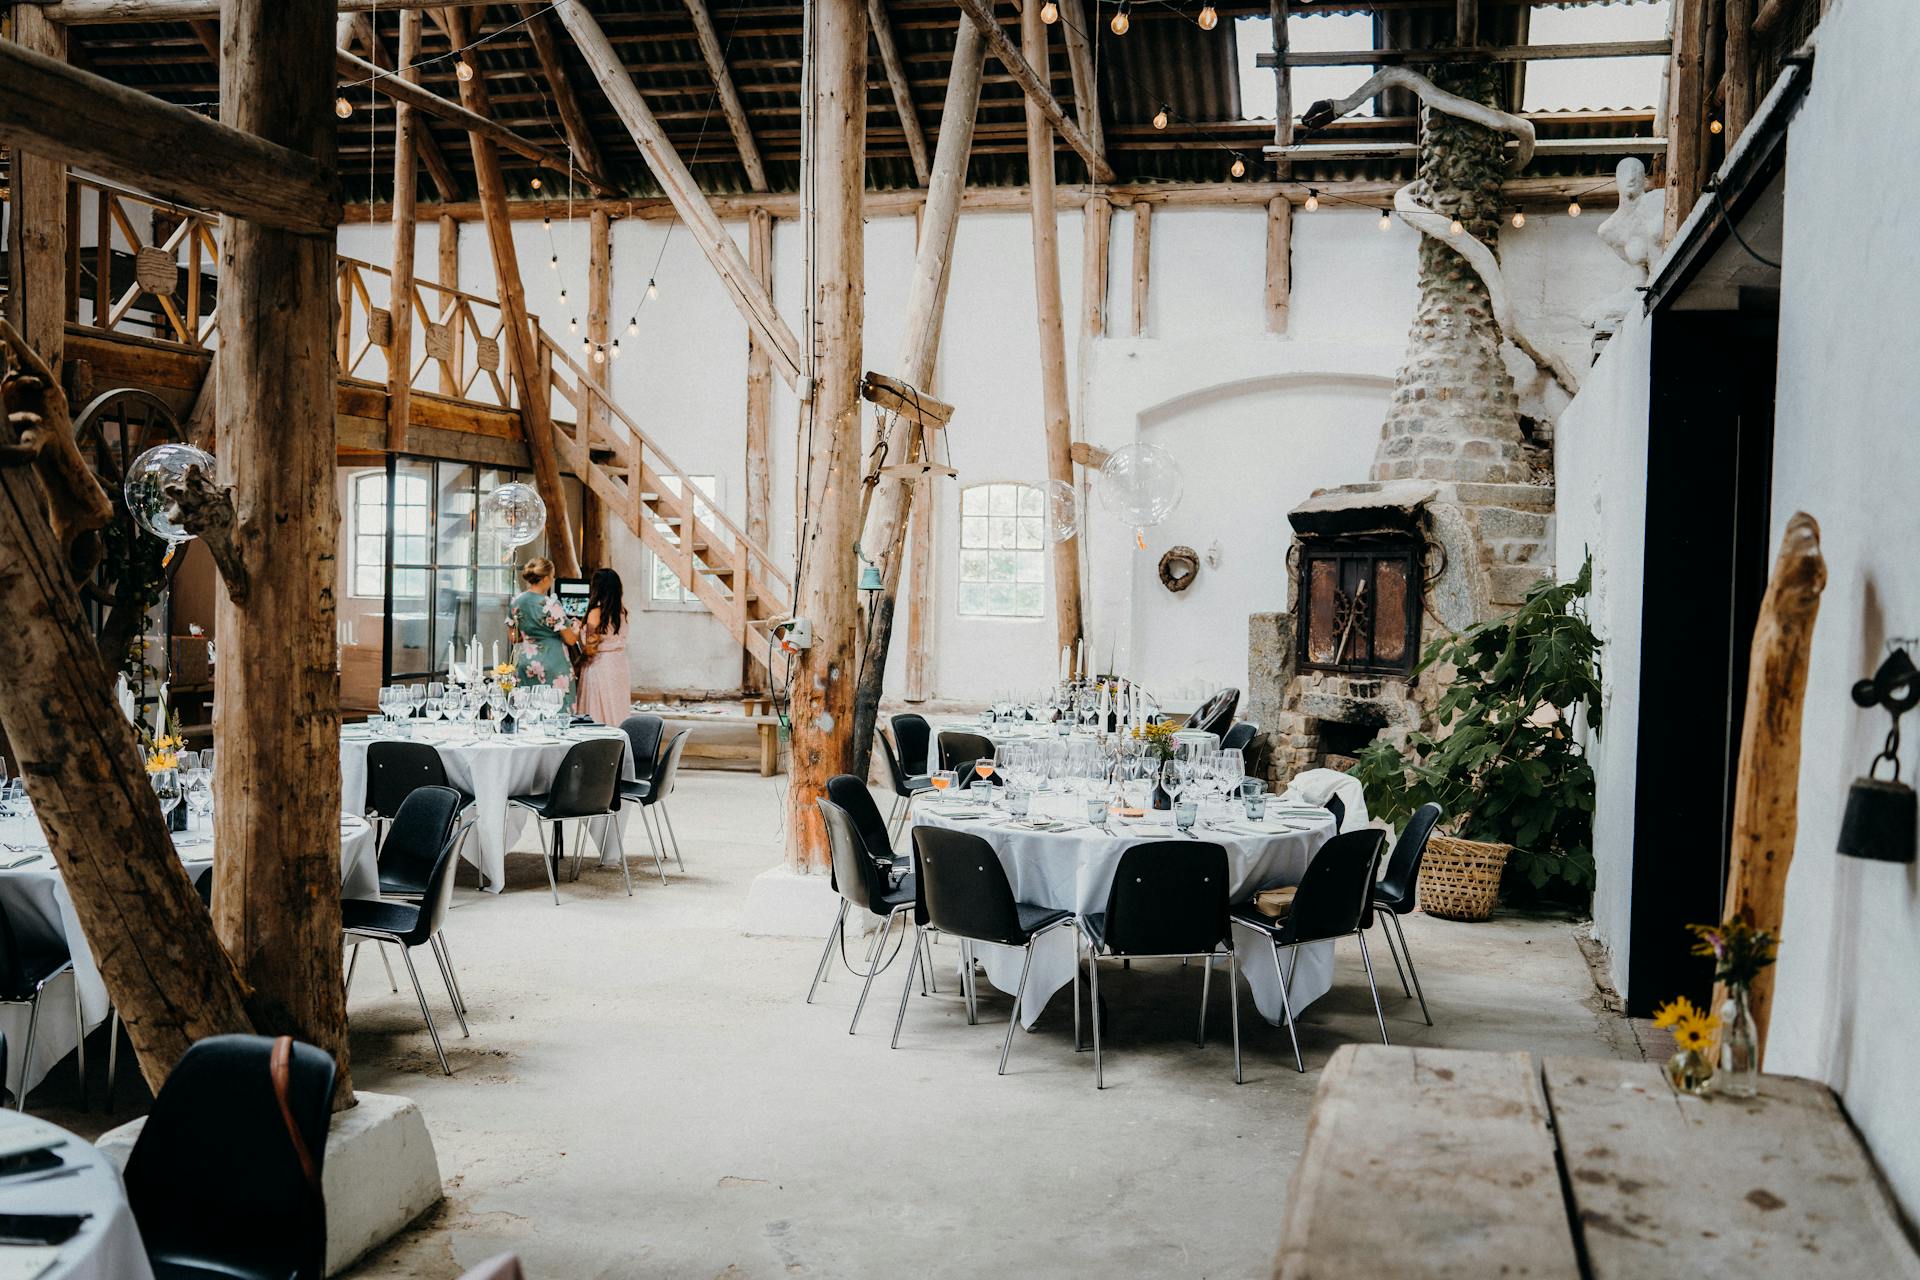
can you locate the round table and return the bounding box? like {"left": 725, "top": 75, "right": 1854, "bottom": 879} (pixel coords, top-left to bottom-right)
{"left": 911, "top": 791, "right": 1337, "bottom": 1027}
{"left": 0, "top": 1108, "right": 153, "bottom": 1280}
{"left": 340, "top": 724, "right": 635, "bottom": 893}
{"left": 0, "top": 816, "right": 375, "bottom": 1102}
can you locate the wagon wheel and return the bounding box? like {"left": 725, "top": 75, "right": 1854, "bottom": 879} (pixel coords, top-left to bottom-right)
{"left": 72, "top": 389, "right": 183, "bottom": 667}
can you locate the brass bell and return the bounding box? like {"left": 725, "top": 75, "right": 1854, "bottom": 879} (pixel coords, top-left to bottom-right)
{"left": 1840, "top": 649, "right": 1919, "bottom": 863}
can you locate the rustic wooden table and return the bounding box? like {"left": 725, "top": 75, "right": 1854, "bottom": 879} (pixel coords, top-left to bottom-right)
{"left": 1276, "top": 1044, "right": 1920, "bottom": 1279}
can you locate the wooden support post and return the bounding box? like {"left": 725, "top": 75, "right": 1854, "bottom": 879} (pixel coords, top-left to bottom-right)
{"left": 1723, "top": 0, "right": 1753, "bottom": 145}
{"left": 582, "top": 207, "right": 611, "bottom": 569}
{"left": 346, "top": 13, "right": 457, "bottom": 202}
{"left": 437, "top": 213, "right": 459, "bottom": 393}
{"left": 1665, "top": 0, "right": 1708, "bottom": 243}
{"left": 212, "top": 0, "right": 353, "bottom": 1098}
{"left": 845, "top": 13, "right": 985, "bottom": 778}
{"left": 1081, "top": 196, "right": 1110, "bottom": 339}
{"left": 743, "top": 206, "right": 774, "bottom": 692}
{"left": 5, "top": 4, "right": 68, "bottom": 370}
{"left": 953, "top": 0, "right": 1116, "bottom": 185}
{"left": 1270, "top": 0, "right": 1292, "bottom": 173}
{"left": 785, "top": 0, "right": 866, "bottom": 873}
{"left": 868, "top": 0, "right": 930, "bottom": 185}
{"left": 0, "top": 322, "right": 255, "bottom": 1092}
{"left": 1060, "top": 0, "right": 1104, "bottom": 160}
{"left": 556, "top": 2, "right": 809, "bottom": 395}
{"left": 1023, "top": 0, "right": 1084, "bottom": 660}
{"left": 519, "top": 4, "right": 609, "bottom": 187}
{"left": 1265, "top": 195, "right": 1292, "bottom": 334}
{"left": 1456, "top": 0, "right": 1479, "bottom": 46}
{"left": 452, "top": 40, "right": 580, "bottom": 578}
{"left": 386, "top": 7, "right": 422, "bottom": 453}
{"left": 1719, "top": 513, "right": 1825, "bottom": 1054}
{"left": 680, "top": 0, "right": 769, "bottom": 191}
{"left": 904, "top": 477, "right": 933, "bottom": 702}
{"left": 1130, "top": 201, "right": 1152, "bottom": 337}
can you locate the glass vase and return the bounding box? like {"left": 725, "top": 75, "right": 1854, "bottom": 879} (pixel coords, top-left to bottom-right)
{"left": 1667, "top": 1047, "right": 1714, "bottom": 1096}
{"left": 1716, "top": 983, "right": 1760, "bottom": 1098}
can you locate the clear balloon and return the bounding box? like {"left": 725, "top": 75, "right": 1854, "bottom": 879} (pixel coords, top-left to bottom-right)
{"left": 124, "top": 442, "right": 217, "bottom": 545}
{"left": 1043, "top": 478, "right": 1080, "bottom": 543}
{"left": 486, "top": 482, "right": 548, "bottom": 550}
{"left": 1096, "top": 443, "right": 1184, "bottom": 534}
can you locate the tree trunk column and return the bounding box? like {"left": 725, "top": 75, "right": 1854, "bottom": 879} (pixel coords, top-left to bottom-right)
{"left": 1372, "top": 64, "right": 1528, "bottom": 487}
{"left": 784, "top": 0, "right": 867, "bottom": 872}
{"left": 213, "top": 0, "right": 353, "bottom": 1095}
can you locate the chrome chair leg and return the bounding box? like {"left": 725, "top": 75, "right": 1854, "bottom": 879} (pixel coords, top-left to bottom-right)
{"left": 378, "top": 942, "right": 399, "bottom": 993}
{"left": 642, "top": 807, "right": 669, "bottom": 885}
{"left": 850, "top": 910, "right": 897, "bottom": 1035}
{"left": 1089, "top": 949, "right": 1104, "bottom": 1088}
{"left": 1071, "top": 924, "right": 1083, "bottom": 1053}
{"left": 17, "top": 989, "right": 42, "bottom": 1109}
{"left": 920, "top": 928, "right": 937, "bottom": 995}
{"left": 1228, "top": 949, "right": 1243, "bottom": 1085}
{"left": 998, "top": 940, "right": 1035, "bottom": 1076}
{"left": 890, "top": 924, "right": 923, "bottom": 1048}
{"left": 808, "top": 900, "right": 849, "bottom": 1003}
{"left": 1377, "top": 914, "right": 1412, "bottom": 998}
{"left": 71, "top": 974, "right": 85, "bottom": 1111}
{"left": 661, "top": 803, "right": 685, "bottom": 872}
{"left": 542, "top": 822, "right": 561, "bottom": 905}
{"left": 962, "top": 940, "right": 978, "bottom": 1025}
{"left": 397, "top": 943, "right": 451, "bottom": 1075}
{"left": 614, "top": 819, "right": 635, "bottom": 897}
{"left": 1198, "top": 953, "right": 1213, "bottom": 1048}
{"left": 428, "top": 937, "right": 470, "bottom": 1037}
{"left": 1388, "top": 911, "right": 1432, "bottom": 1025}
{"left": 1356, "top": 930, "right": 1390, "bottom": 1046}
{"left": 1273, "top": 940, "right": 1304, "bottom": 1073}
{"left": 432, "top": 935, "right": 468, "bottom": 1020}
{"left": 345, "top": 941, "right": 362, "bottom": 992}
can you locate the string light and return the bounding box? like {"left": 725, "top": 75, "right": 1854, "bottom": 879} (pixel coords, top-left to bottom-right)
{"left": 334, "top": 96, "right": 353, "bottom": 119}
{"left": 627, "top": 316, "right": 639, "bottom": 335}
{"left": 559, "top": 288, "right": 569, "bottom": 302}
{"left": 1567, "top": 199, "right": 1583, "bottom": 218}
{"left": 1511, "top": 210, "right": 1526, "bottom": 228}
{"left": 612, "top": 339, "right": 623, "bottom": 358}
{"left": 568, "top": 317, "right": 579, "bottom": 334}
{"left": 456, "top": 60, "right": 475, "bottom": 82}
{"left": 1198, "top": 3, "right": 1218, "bottom": 29}
{"left": 1110, "top": 1, "right": 1130, "bottom": 35}
{"left": 543, "top": 216, "right": 553, "bottom": 230}
{"left": 1229, "top": 155, "right": 1246, "bottom": 179}
{"left": 1709, "top": 116, "right": 1724, "bottom": 135}
{"left": 593, "top": 345, "right": 607, "bottom": 365}
{"left": 549, "top": 254, "right": 559, "bottom": 270}
{"left": 646, "top": 279, "right": 659, "bottom": 301}
{"left": 581, "top": 337, "right": 591, "bottom": 354}
{"left": 1379, "top": 210, "right": 1392, "bottom": 231}
{"left": 1153, "top": 106, "right": 1169, "bottom": 130}
{"left": 530, "top": 176, "right": 543, "bottom": 190}
{"left": 1041, "top": 0, "right": 1058, "bottom": 21}
{"left": 1448, "top": 218, "right": 1464, "bottom": 236}
{"left": 1303, "top": 189, "right": 1319, "bottom": 212}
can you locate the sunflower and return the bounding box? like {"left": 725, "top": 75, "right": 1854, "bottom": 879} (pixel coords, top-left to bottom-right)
{"left": 1651, "top": 996, "right": 1702, "bottom": 1030}
{"left": 1652, "top": 995, "right": 1719, "bottom": 1053}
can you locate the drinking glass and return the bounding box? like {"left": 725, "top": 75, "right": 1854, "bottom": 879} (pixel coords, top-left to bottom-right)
{"left": 422, "top": 695, "right": 443, "bottom": 724}
{"left": 185, "top": 776, "right": 214, "bottom": 832}
{"left": 1175, "top": 799, "right": 1199, "bottom": 832}
{"left": 1007, "top": 789, "right": 1032, "bottom": 820}
{"left": 929, "top": 770, "right": 957, "bottom": 797}
{"left": 1217, "top": 748, "right": 1246, "bottom": 800}
{"left": 375, "top": 686, "right": 396, "bottom": 728}
{"left": 1160, "top": 759, "right": 1185, "bottom": 810}
{"left": 409, "top": 685, "right": 427, "bottom": 719}
{"left": 973, "top": 756, "right": 997, "bottom": 787}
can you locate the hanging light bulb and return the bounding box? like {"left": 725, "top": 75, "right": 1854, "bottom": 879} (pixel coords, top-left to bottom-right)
{"left": 334, "top": 95, "right": 354, "bottom": 119}
{"left": 530, "top": 176, "right": 543, "bottom": 190}
{"left": 593, "top": 344, "right": 606, "bottom": 365}
{"left": 1041, "top": 0, "right": 1058, "bottom": 22}
{"left": 1448, "top": 218, "right": 1464, "bottom": 237}
{"left": 559, "top": 288, "right": 569, "bottom": 303}
{"left": 627, "top": 316, "right": 639, "bottom": 335}
{"left": 1378, "top": 210, "right": 1392, "bottom": 231}
{"left": 543, "top": 216, "right": 553, "bottom": 230}
{"left": 456, "top": 59, "right": 475, "bottom": 83}
{"left": 1303, "top": 190, "right": 1319, "bottom": 212}
{"left": 612, "top": 338, "right": 623, "bottom": 358}
{"left": 581, "top": 337, "right": 591, "bottom": 354}
{"left": 1153, "top": 106, "right": 1169, "bottom": 130}
{"left": 1229, "top": 155, "right": 1246, "bottom": 179}
{"left": 548, "top": 254, "right": 559, "bottom": 270}
{"left": 568, "top": 317, "right": 579, "bottom": 334}
{"left": 1709, "top": 116, "right": 1724, "bottom": 135}
{"left": 1567, "top": 199, "right": 1583, "bottom": 218}
{"left": 1511, "top": 209, "right": 1526, "bottom": 228}
{"left": 1198, "top": 3, "right": 1218, "bottom": 30}
{"left": 646, "top": 279, "right": 659, "bottom": 301}
{"left": 1110, "top": 2, "right": 1130, "bottom": 35}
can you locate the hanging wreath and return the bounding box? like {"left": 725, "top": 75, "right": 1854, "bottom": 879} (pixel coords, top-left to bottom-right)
{"left": 1157, "top": 545, "right": 1200, "bottom": 593}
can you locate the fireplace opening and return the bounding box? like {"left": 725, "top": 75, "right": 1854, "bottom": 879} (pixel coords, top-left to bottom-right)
{"left": 1314, "top": 718, "right": 1382, "bottom": 762}
{"left": 1296, "top": 535, "right": 1425, "bottom": 678}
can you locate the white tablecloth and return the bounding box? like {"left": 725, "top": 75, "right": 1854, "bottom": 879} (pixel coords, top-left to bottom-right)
{"left": 931, "top": 722, "right": 1220, "bottom": 767}
{"left": 0, "top": 1110, "right": 152, "bottom": 1280}
{"left": 912, "top": 792, "right": 1336, "bottom": 1028}
{"left": 340, "top": 725, "right": 635, "bottom": 893}
{"left": 0, "top": 816, "right": 375, "bottom": 1102}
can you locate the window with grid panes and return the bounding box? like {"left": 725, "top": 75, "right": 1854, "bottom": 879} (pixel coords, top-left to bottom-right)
{"left": 957, "top": 483, "right": 1046, "bottom": 618}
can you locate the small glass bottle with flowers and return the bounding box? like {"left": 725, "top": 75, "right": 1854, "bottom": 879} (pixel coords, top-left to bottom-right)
{"left": 1687, "top": 916, "right": 1777, "bottom": 1099}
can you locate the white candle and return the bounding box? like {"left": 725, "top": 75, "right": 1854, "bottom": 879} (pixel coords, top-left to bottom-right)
{"left": 492, "top": 640, "right": 499, "bottom": 668}
{"left": 446, "top": 639, "right": 455, "bottom": 675}
{"left": 1075, "top": 639, "right": 1084, "bottom": 681}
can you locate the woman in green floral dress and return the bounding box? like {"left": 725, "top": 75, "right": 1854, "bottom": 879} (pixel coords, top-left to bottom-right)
{"left": 508, "top": 556, "right": 580, "bottom": 710}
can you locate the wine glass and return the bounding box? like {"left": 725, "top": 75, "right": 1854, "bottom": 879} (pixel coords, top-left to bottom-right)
{"left": 928, "top": 769, "right": 957, "bottom": 797}
{"left": 151, "top": 770, "right": 181, "bottom": 827}
{"left": 1160, "top": 758, "right": 1185, "bottom": 810}
{"left": 408, "top": 684, "right": 427, "bottom": 720}
{"left": 185, "top": 774, "right": 214, "bottom": 834}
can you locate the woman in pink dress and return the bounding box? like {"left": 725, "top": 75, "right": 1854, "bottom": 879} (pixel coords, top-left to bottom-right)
{"left": 574, "top": 568, "right": 632, "bottom": 726}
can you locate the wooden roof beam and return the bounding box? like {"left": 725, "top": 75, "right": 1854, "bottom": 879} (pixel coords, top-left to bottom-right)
{"left": 518, "top": 3, "right": 610, "bottom": 189}
{"left": 952, "top": 0, "right": 1115, "bottom": 185}
{"left": 1260, "top": 39, "right": 1672, "bottom": 68}
{"left": 334, "top": 46, "right": 612, "bottom": 195}
{"left": 35, "top": 0, "right": 497, "bottom": 20}
{"left": 0, "top": 35, "right": 339, "bottom": 234}
{"left": 343, "top": 13, "right": 459, "bottom": 200}
{"left": 1059, "top": 0, "right": 1103, "bottom": 159}
{"left": 681, "top": 0, "right": 770, "bottom": 192}
{"left": 868, "top": 0, "right": 930, "bottom": 184}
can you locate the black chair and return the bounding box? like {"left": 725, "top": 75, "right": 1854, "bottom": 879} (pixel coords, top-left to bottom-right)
{"left": 374, "top": 785, "right": 466, "bottom": 900}
{"left": 618, "top": 714, "right": 667, "bottom": 794}
{"left": 824, "top": 776, "right": 899, "bottom": 873}
{"left": 1082, "top": 841, "right": 1241, "bottom": 1089}
{"left": 508, "top": 737, "right": 629, "bottom": 902}
{"left": 1187, "top": 688, "right": 1240, "bottom": 738}
{"left": 0, "top": 897, "right": 79, "bottom": 1111}
{"left": 627, "top": 729, "right": 691, "bottom": 881}
{"left": 1220, "top": 721, "right": 1258, "bottom": 754}
{"left": 1230, "top": 828, "right": 1389, "bottom": 1072}
{"left": 876, "top": 729, "right": 933, "bottom": 848}
{"left": 125, "top": 1033, "right": 337, "bottom": 1280}
{"left": 344, "top": 814, "right": 475, "bottom": 1075}
{"left": 1326, "top": 793, "right": 1346, "bottom": 833}
{"left": 1371, "top": 802, "right": 1442, "bottom": 1026}
{"left": 364, "top": 741, "right": 472, "bottom": 838}
{"left": 808, "top": 795, "right": 919, "bottom": 1035}
{"left": 937, "top": 731, "right": 1003, "bottom": 789}
{"left": 890, "top": 712, "right": 934, "bottom": 777}
{"left": 890, "top": 826, "right": 1079, "bottom": 1075}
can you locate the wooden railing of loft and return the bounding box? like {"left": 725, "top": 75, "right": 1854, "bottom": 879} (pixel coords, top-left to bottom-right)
{"left": 333, "top": 255, "right": 512, "bottom": 408}
{"left": 62, "top": 174, "right": 223, "bottom": 348}
{"left": 538, "top": 329, "right": 792, "bottom": 670}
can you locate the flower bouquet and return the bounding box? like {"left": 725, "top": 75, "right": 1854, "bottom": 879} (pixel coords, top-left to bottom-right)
{"left": 1131, "top": 720, "right": 1178, "bottom": 762}
{"left": 1652, "top": 995, "right": 1719, "bottom": 1095}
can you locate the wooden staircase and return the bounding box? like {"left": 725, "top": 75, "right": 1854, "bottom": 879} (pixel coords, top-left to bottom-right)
{"left": 535, "top": 330, "right": 791, "bottom": 671}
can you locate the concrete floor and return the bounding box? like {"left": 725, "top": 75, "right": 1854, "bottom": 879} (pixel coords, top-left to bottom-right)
{"left": 42, "top": 771, "right": 1643, "bottom": 1278}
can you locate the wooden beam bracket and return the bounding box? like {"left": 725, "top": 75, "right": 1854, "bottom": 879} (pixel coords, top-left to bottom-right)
{"left": 861, "top": 371, "right": 952, "bottom": 428}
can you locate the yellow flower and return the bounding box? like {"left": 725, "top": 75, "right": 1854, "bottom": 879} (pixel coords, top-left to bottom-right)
{"left": 1673, "top": 1014, "right": 1718, "bottom": 1054}
{"left": 144, "top": 751, "right": 179, "bottom": 774}
{"left": 493, "top": 662, "right": 516, "bottom": 678}
{"left": 1651, "top": 995, "right": 1702, "bottom": 1030}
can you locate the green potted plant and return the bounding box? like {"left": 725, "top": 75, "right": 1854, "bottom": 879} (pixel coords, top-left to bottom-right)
{"left": 1350, "top": 555, "right": 1602, "bottom": 914}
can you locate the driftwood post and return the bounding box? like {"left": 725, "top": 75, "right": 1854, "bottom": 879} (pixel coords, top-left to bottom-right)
{"left": 211, "top": 0, "right": 354, "bottom": 1098}
{"left": 1719, "top": 512, "right": 1826, "bottom": 1051}
{"left": 0, "top": 323, "right": 255, "bottom": 1091}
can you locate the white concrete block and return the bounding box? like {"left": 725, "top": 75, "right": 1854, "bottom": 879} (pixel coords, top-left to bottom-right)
{"left": 740, "top": 862, "right": 842, "bottom": 937}
{"left": 97, "top": 1090, "right": 443, "bottom": 1277}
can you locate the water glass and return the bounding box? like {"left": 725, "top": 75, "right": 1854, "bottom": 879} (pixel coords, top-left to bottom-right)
{"left": 366, "top": 714, "right": 387, "bottom": 735}
{"left": 1175, "top": 800, "right": 1198, "bottom": 832}
{"left": 1244, "top": 794, "right": 1269, "bottom": 823}
{"left": 1007, "top": 789, "right": 1032, "bottom": 820}
{"left": 1086, "top": 796, "right": 1109, "bottom": 825}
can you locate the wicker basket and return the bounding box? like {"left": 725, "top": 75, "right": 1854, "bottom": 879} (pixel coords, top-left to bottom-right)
{"left": 1417, "top": 835, "right": 1512, "bottom": 922}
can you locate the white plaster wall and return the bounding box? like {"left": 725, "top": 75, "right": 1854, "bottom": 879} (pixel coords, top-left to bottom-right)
{"left": 340, "top": 197, "right": 1635, "bottom": 706}
{"left": 1760, "top": 0, "right": 1920, "bottom": 1217}
{"left": 1551, "top": 305, "right": 1653, "bottom": 996}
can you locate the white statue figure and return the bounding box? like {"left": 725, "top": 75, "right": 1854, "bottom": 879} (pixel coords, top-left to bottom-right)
{"left": 1596, "top": 158, "right": 1666, "bottom": 277}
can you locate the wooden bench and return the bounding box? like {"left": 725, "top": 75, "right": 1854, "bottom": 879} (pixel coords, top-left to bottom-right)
{"left": 653, "top": 702, "right": 784, "bottom": 777}
{"left": 1277, "top": 1044, "right": 1920, "bottom": 1279}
